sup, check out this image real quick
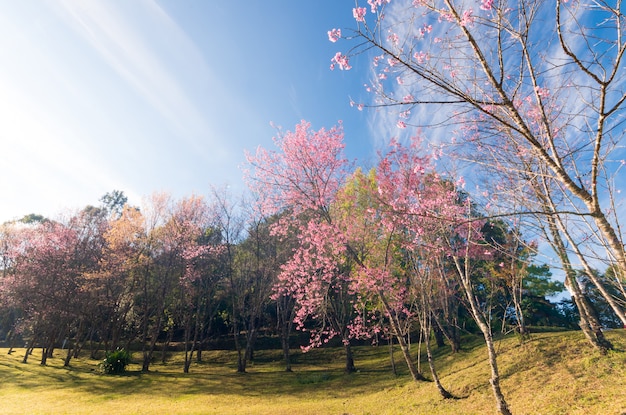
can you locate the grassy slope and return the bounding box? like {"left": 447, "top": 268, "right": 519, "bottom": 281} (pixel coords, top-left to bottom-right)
{"left": 0, "top": 330, "right": 624, "bottom": 415}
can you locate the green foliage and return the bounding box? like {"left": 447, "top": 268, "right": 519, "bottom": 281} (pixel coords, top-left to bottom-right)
{"left": 577, "top": 269, "right": 624, "bottom": 329}
{"left": 524, "top": 264, "right": 563, "bottom": 297}
{"left": 18, "top": 214, "right": 46, "bottom": 224}
{"left": 100, "top": 190, "right": 128, "bottom": 218}
{"left": 99, "top": 349, "right": 132, "bottom": 375}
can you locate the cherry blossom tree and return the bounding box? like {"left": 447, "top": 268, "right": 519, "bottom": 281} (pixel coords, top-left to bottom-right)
{"left": 333, "top": 166, "right": 428, "bottom": 381}
{"left": 245, "top": 121, "right": 362, "bottom": 372}
{"left": 228, "top": 204, "right": 284, "bottom": 373}
{"left": 330, "top": 0, "right": 626, "bottom": 359}
{"left": 161, "top": 195, "right": 220, "bottom": 373}
{"left": 370, "top": 136, "right": 511, "bottom": 411}
{"left": 1, "top": 217, "right": 92, "bottom": 365}
{"left": 97, "top": 204, "right": 146, "bottom": 355}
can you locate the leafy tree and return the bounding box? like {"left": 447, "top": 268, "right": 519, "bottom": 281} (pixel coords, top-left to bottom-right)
{"left": 578, "top": 269, "right": 625, "bottom": 329}
{"left": 100, "top": 190, "right": 128, "bottom": 219}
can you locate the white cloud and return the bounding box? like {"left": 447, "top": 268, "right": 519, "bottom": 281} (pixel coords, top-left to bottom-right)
{"left": 54, "top": 0, "right": 226, "bottom": 159}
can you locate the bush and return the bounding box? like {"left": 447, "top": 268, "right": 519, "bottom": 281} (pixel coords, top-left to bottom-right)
{"left": 100, "top": 349, "right": 132, "bottom": 375}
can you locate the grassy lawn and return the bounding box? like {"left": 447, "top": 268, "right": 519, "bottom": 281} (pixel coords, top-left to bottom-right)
{"left": 0, "top": 330, "right": 625, "bottom": 414}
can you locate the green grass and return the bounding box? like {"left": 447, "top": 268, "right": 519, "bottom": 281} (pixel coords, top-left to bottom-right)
{"left": 0, "top": 330, "right": 625, "bottom": 414}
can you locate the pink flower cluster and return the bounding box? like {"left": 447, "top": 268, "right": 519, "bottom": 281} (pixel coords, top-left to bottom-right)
{"left": 368, "top": 0, "right": 390, "bottom": 13}
{"left": 327, "top": 28, "right": 341, "bottom": 43}
{"left": 330, "top": 52, "right": 352, "bottom": 70}
{"left": 480, "top": 0, "right": 494, "bottom": 11}
{"left": 353, "top": 7, "right": 367, "bottom": 22}
{"left": 461, "top": 9, "right": 475, "bottom": 26}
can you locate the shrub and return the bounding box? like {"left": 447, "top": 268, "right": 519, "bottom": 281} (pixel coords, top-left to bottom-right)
{"left": 100, "top": 349, "right": 132, "bottom": 375}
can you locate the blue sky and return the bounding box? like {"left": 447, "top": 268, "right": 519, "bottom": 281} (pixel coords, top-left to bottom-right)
{"left": 0, "top": 1, "right": 374, "bottom": 221}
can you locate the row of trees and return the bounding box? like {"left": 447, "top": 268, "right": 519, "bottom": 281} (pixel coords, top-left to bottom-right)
{"left": 1, "top": 120, "right": 620, "bottom": 408}
{"left": 0, "top": 190, "right": 281, "bottom": 373}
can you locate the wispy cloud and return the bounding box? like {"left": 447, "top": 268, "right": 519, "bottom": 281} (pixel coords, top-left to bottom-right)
{"left": 54, "top": 0, "right": 227, "bottom": 159}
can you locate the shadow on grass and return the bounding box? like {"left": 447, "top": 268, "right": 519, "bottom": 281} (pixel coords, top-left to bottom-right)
{"left": 0, "top": 346, "right": 413, "bottom": 401}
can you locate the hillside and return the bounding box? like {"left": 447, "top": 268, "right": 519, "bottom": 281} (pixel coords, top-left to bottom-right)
{"left": 0, "top": 330, "right": 624, "bottom": 414}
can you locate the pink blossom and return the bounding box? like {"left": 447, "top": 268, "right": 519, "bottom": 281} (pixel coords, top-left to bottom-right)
{"left": 353, "top": 7, "right": 367, "bottom": 22}
{"left": 438, "top": 10, "right": 454, "bottom": 22}
{"left": 397, "top": 120, "right": 407, "bottom": 129}
{"left": 461, "top": 9, "right": 474, "bottom": 26}
{"left": 330, "top": 52, "right": 352, "bottom": 70}
{"left": 535, "top": 86, "right": 550, "bottom": 98}
{"left": 480, "top": 0, "right": 494, "bottom": 11}
{"left": 396, "top": 76, "right": 404, "bottom": 85}
{"left": 413, "top": 51, "right": 428, "bottom": 64}
{"left": 403, "top": 94, "right": 414, "bottom": 102}
{"left": 368, "top": 0, "right": 390, "bottom": 13}
{"left": 387, "top": 57, "right": 400, "bottom": 67}
{"left": 388, "top": 32, "right": 399, "bottom": 45}
{"left": 327, "top": 28, "right": 341, "bottom": 43}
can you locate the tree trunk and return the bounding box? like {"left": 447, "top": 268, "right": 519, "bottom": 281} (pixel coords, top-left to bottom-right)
{"left": 425, "top": 325, "right": 453, "bottom": 399}
{"left": 389, "top": 336, "right": 397, "bottom": 376}
{"left": 380, "top": 293, "right": 426, "bottom": 381}
{"left": 161, "top": 329, "right": 173, "bottom": 364}
{"left": 454, "top": 254, "right": 512, "bottom": 415}
{"left": 63, "top": 342, "right": 73, "bottom": 367}
{"left": 142, "top": 315, "right": 163, "bottom": 372}
{"left": 545, "top": 214, "right": 613, "bottom": 353}
{"left": 22, "top": 334, "right": 38, "bottom": 364}
{"left": 344, "top": 341, "right": 356, "bottom": 373}
{"left": 183, "top": 312, "right": 201, "bottom": 374}
{"left": 241, "top": 327, "right": 259, "bottom": 373}
{"left": 7, "top": 330, "right": 16, "bottom": 355}
{"left": 432, "top": 321, "right": 445, "bottom": 348}
{"left": 281, "top": 324, "right": 292, "bottom": 372}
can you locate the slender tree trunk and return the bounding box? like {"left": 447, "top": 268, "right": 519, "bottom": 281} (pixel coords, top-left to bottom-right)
{"left": 379, "top": 292, "right": 426, "bottom": 381}
{"left": 160, "top": 329, "right": 173, "bottom": 364}
{"left": 454, "top": 253, "right": 512, "bottom": 415}
{"left": 23, "top": 334, "right": 38, "bottom": 364}
{"left": 278, "top": 299, "right": 295, "bottom": 372}
{"left": 233, "top": 314, "right": 245, "bottom": 373}
{"left": 389, "top": 336, "right": 397, "bottom": 376}
{"left": 545, "top": 215, "right": 613, "bottom": 353}
{"left": 41, "top": 336, "right": 55, "bottom": 366}
{"left": 142, "top": 314, "right": 163, "bottom": 372}
{"left": 184, "top": 310, "right": 202, "bottom": 374}
{"left": 432, "top": 321, "right": 445, "bottom": 348}
{"left": 88, "top": 329, "right": 99, "bottom": 359}
{"left": 434, "top": 315, "right": 461, "bottom": 353}
{"left": 344, "top": 341, "right": 356, "bottom": 373}
{"left": 396, "top": 330, "right": 425, "bottom": 381}
{"left": 557, "top": 217, "right": 626, "bottom": 327}
{"left": 7, "top": 330, "right": 15, "bottom": 355}
{"left": 425, "top": 324, "right": 453, "bottom": 399}
{"left": 280, "top": 321, "right": 293, "bottom": 372}
{"left": 63, "top": 341, "right": 73, "bottom": 367}
{"left": 242, "top": 327, "right": 259, "bottom": 372}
